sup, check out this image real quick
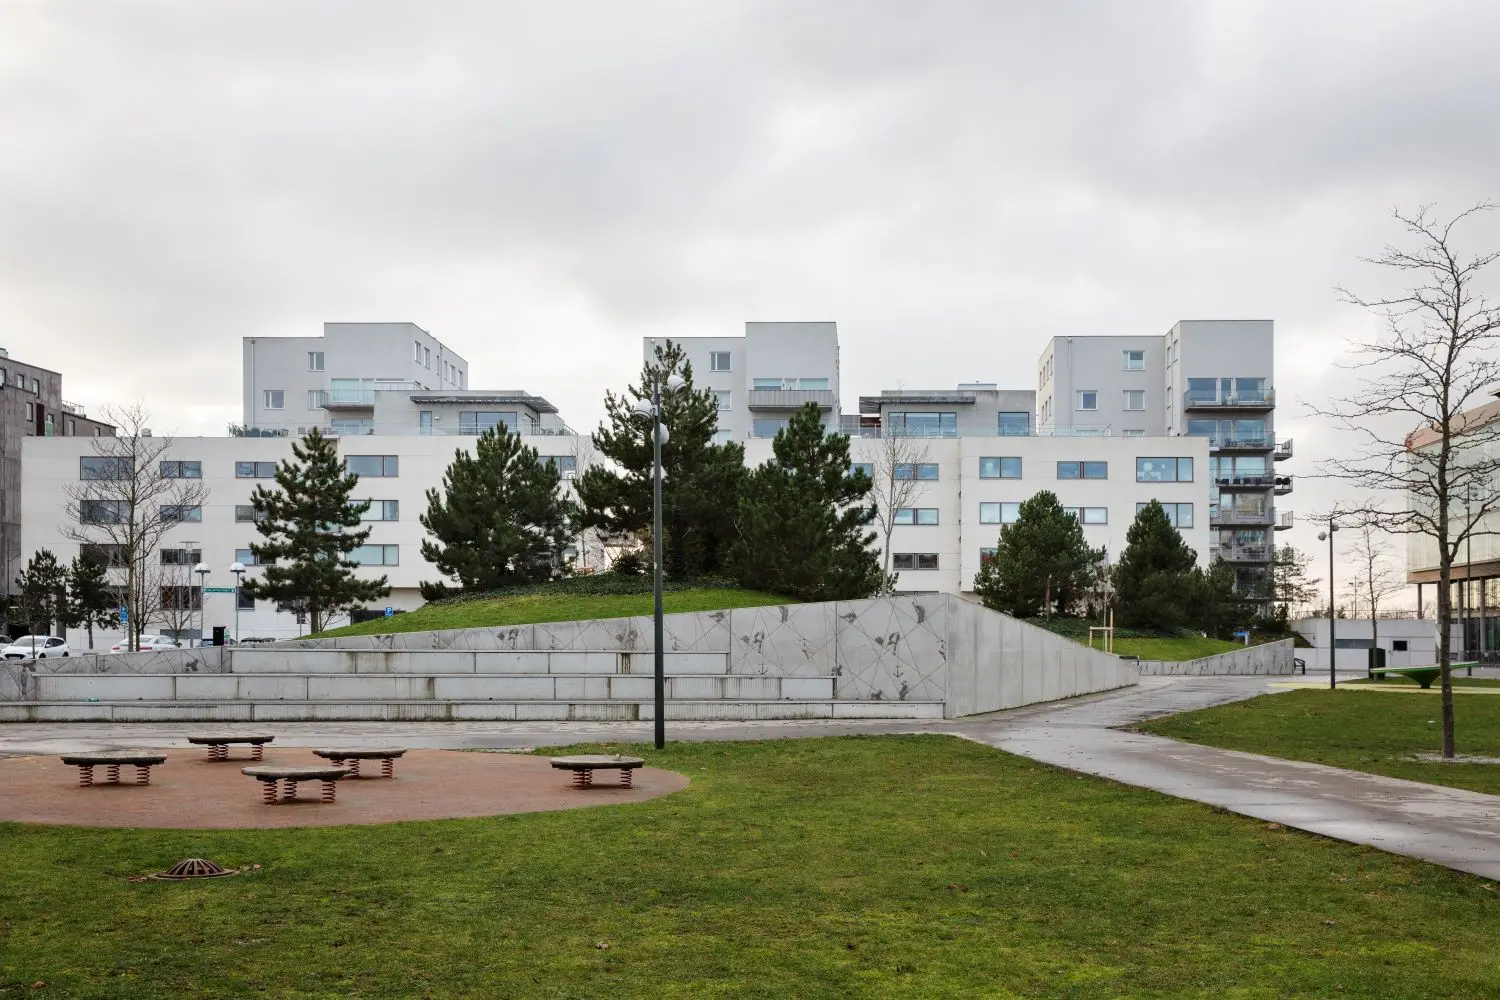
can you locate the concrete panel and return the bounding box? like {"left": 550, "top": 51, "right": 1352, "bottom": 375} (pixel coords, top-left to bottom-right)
{"left": 564, "top": 702, "right": 641, "bottom": 721}
{"left": 660, "top": 610, "right": 734, "bottom": 653}
{"left": 0, "top": 664, "right": 30, "bottom": 702}
{"left": 112, "top": 703, "right": 254, "bottom": 722}
{"left": 306, "top": 676, "right": 430, "bottom": 701}
{"left": 236, "top": 675, "right": 310, "bottom": 701}
{"left": 831, "top": 701, "right": 944, "bottom": 719}
{"left": 552, "top": 676, "right": 611, "bottom": 701}
{"left": 755, "top": 701, "right": 833, "bottom": 719}
{"left": 473, "top": 652, "right": 553, "bottom": 674}
{"left": 173, "top": 675, "right": 240, "bottom": 700}
{"left": 781, "top": 677, "right": 836, "bottom": 700}
{"left": 450, "top": 702, "right": 520, "bottom": 721}
{"left": 548, "top": 652, "right": 619, "bottom": 674}
{"left": 608, "top": 676, "right": 655, "bottom": 701}
{"left": 662, "top": 652, "right": 731, "bottom": 675}
{"left": 37, "top": 674, "right": 175, "bottom": 701}
{"left": 251, "top": 702, "right": 393, "bottom": 721}
{"left": 730, "top": 602, "right": 838, "bottom": 676}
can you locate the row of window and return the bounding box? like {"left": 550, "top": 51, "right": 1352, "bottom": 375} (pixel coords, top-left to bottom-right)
{"left": 83, "top": 498, "right": 400, "bottom": 525}
{"left": 1074, "top": 390, "right": 1147, "bottom": 412}
{"left": 5, "top": 369, "right": 42, "bottom": 394}
{"left": 85, "top": 454, "right": 575, "bottom": 483}
{"left": 849, "top": 457, "right": 1194, "bottom": 483}
{"left": 880, "top": 411, "right": 1032, "bottom": 438}
{"left": 890, "top": 501, "right": 1196, "bottom": 529}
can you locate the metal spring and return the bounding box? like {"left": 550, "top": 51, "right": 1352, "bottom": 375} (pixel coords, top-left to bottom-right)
{"left": 620, "top": 769, "right": 633, "bottom": 789}
{"left": 251, "top": 744, "right": 264, "bottom": 762}
{"left": 281, "top": 781, "right": 298, "bottom": 803}
{"left": 136, "top": 766, "right": 151, "bottom": 786}
{"left": 210, "top": 745, "right": 227, "bottom": 761}
{"left": 261, "top": 781, "right": 277, "bottom": 805}
{"left": 106, "top": 764, "right": 121, "bottom": 784}
{"left": 381, "top": 758, "right": 394, "bottom": 779}
{"left": 348, "top": 759, "right": 361, "bottom": 778}
{"left": 78, "top": 766, "right": 94, "bottom": 788}
{"left": 571, "top": 770, "right": 591, "bottom": 790}
{"left": 321, "top": 780, "right": 337, "bottom": 803}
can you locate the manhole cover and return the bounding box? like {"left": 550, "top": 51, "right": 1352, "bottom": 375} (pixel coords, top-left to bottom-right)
{"left": 150, "top": 858, "right": 239, "bottom": 880}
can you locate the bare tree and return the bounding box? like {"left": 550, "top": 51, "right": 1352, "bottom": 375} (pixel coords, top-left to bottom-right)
{"left": 1272, "top": 544, "right": 1322, "bottom": 622}
{"left": 61, "top": 403, "right": 210, "bottom": 651}
{"left": 868, "top": 432, "right": 932, "bottom": 586}
{"left": 1314, "top": 204, "right": 1500, "bottom": 757}
{"left": 1343, "top": 523, "right": 1407, "bottom": 659}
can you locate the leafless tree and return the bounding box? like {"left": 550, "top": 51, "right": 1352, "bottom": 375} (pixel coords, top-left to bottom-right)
{"left": 1313, "top": 204, "right": 1500, "bottom": 757}
{"left": 868, "top": 432, "right": 932, "bottom": 586}
{"left": 61, "top": 403, "right": 210, "bottom": 651}
{"left": 1342, "top": 523, "right": 1407, "bottom": 659}
{"left": 566, "top": 435, "right": 612, "bottom": 574}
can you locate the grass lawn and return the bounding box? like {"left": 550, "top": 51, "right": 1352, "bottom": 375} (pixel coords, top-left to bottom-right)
{"left": 1137, "top": 689, "right": 1500, "bottom": 795}
{"left": 1344, "top": 676, "right": 1500, "bottom": 689}
{"left": 2, "top": 736, "right": 1498, "bottom": 998}
{"left": 314, "top": 587, "right": 788, "bottom": 638}
{"left": 1110, "top": 634, "right": 1245, "bottom": 661}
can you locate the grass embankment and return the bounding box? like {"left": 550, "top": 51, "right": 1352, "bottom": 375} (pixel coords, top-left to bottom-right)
{"left": 315, "top": 579, "right": 789, "bottom": 638}
{"left": 1345, "top": 676, "right": 1500, "bottom": 689}
{"left": 1028, "top": 616, "right": 1257, "bottom": 661}
{"left": 1138, "top": 689, "right": 1500, "bottom": 796}
{"left": 3, "top": 736, "right": 1499, "bottom": 997}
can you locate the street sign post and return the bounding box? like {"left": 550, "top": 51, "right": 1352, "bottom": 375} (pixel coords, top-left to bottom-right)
{"left": 119, "top": 608, "right": 128, "bottom": 624}
{"left": 384, "top": 607, "right": 394, "bottom": 617}
{"left": 204, "top": 587, "right": 236, "bottom": 594}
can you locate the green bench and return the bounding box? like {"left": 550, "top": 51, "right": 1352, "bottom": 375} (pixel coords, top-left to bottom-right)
{"left": 1367, "top": 662, "right": 1477, "bottom": 688}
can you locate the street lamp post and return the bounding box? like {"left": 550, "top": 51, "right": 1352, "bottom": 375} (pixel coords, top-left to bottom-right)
{"left": 193, "top": 563, "right": 210, "bottom": 648}
{"left": 1317, "top": 523, "right": 1338, "bottom": 689}
{"left": 633, "top": 372, "right": 685, "bottom": 750}
{"left": 230, "top": 561, "right": 246, "bottom": 644}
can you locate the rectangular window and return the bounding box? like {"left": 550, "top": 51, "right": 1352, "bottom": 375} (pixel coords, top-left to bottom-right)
{"left": 1392, "top": 639, "right": 1409, "bottom": 653}
{"left": 80, "top": 499, "right": 127, "bottom": 524}
{"left": 540, "top": 456, "right": 578, "bottom": 478}
{"left": 1122, "top": 429, "right": 1145, "bottom": 438}
{"left": 713, "top": 390, "right": 732, "bottom": 411}
{"left": 893, "top": 463, "right": 939, "bottom": 481}
{"left": 350, "top": 544, "right": 399, "bottom": 567}
{"left": 161, "top": 504, "right": 202, "bottom": 523}
{"left": 424, "top": 346, "right": 431, "bottom": 368}
{"left": 712, "top": 429, "right": 734, "bottom": 445}
{"left": 887, "top": 412, "right": 957, "bottom": 438}
{"left": 980, "top": 547, "right": 998, "bottom": 565}
{"left": 237, "top": 591, "right": 256, "bottom": 611}
{"left": 458, "top": 411, "right": 516, "bottom": 435}
{"left": 710, "top": 351, "right": 732, "bottom": 372}
{"left": 160, "top": 460, "right": 201, "bottom": 479}
{"left": 894, "top": 508, "right": 940, "bottom": 526}
{"left": 752, "top": 418, "right": 791, "bottom": 438}
{"left": 1056, "top": 461, "right": 1107, "bottom": 480}
{"left": 263, "top": 389, "right": 285, "bottom": 410}
{"left": 1062, "top": 506, "right": 1108, "bottom": 525}
{"left": 357, "top": 500, "right": 400, "bottom": 521}
{"left": 799, "top": 377, "right": 830, "bottom": 390}
{"left": 978, "top": 502, "right": 1021, "bottom": 524}
{"left": 234, "top": 548, "right": 277, "bottom": 567}
{"left": 892, "top": 553, "right": 940, "bottom": 571}
{"left": 1123, "top": 349, "right": 1145, "bottom": 371}
{"left": 31, "top": 378, "right": 39, "bottom": 394}
{"left": 1076, "top": 391, "right": 1098, "bottom": 411}
{"left": 1136, "top": 457, "right": 1194, "bottom": 482}
{"left": 347, "top": 455, "right": 399, "bottom": 477}
{"left": 67, "top": 419, "right": 76, "bottom": 436}
{"left": 80, "top": 543, "right": 126, "bottom": 567}
{"left": 414, "top": 340, "right": 423, "bottom": 363}
{"left": 850, "top": 462, "right": 874, "bottom": 479}
{"left": 752, "top": 378, "right": 784, "bottom": 389}
{"left": 234, "top": 505, "right": 267, "bottom": 522}
{"left": 80, "top": 456, "right": 133, "bottom": 480}
{"left": 24, "top": 401, "right": 33, "bottom": 421}
{"left": 160, "top": 586, "right": 202, "bottom": 612}
{"left": 308, "top": 351, "right": 325, "bottom": 372}
{"left": 1139, "top": 502, "right": 1194, "bottom": 529}
{"left": 235, "top": 461, "right": 278, "bottom": 478}
{"left": 997, "top": 412, "right": 1031, "bottom": 436}
{"left": 309, "top": 389, "right": 328, "bottom": 409}
{"left": 978, "top": 456, "right": 1022, "bottom": 479}
{"left": 161, "top": 547, "right": 203, "bottom": 566}
{"left": 1123, "top": 390, "right": 1146, "bottom": 411}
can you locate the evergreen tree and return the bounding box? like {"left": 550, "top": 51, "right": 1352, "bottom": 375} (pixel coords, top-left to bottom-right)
{"left": 240, "top": 429, "right": 389, "bottom": 633}
{"left": 973, "top": 491, "right": 1103, "bottom": 617}
{"left": 68, "top": 553, "right": 120, "bottom": 650}
{"left": 419, "top": 426, "right": 574, "bottom": 599}
{"left": 1193, "top": 557, "right": 1251, "bottom": 639}
{"left": 730, "top": 403, "right": 882, "bottom": 601}
{"left": 574, "top": 340, "right": 745, "bottom": 578}
{"left": 13, "top": 548, "right": 68, "bottom": 635}
{"left": 1114, "top": 500, "right": 1200, "bottom": 630}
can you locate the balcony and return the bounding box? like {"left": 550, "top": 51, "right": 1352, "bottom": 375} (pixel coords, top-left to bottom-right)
{"left": 1207, "top": 434, "right": 1275, "bottom": 451}
{"left": 1183, "top": 388, "right": 1275, "bottom": 411}
{"left": 746, "top": 389, "right": 838, "bottom": 411}
{"left": 1274, "top": 438, "right": 1294, "bottom": 461}
{"left": 1210, "top": 507, "right": 1274, "bottom": 527}
{"left": 323, "top": 380, "right": 426, "bottom": 409}
{"left": 1213, "top": 473, "right": 1275, "bottom": 489}
{"left": 61, "top": 399, "right": 86, "bottom": 416}
{"left": 1274, "top": 475, "right": 1293, "bottom": 496}
{"left": 1218, "top": 543, "right": 1272, "bottom": 563}
{"left": 1275, "top": 511, "right": 1294, "bottom": 531}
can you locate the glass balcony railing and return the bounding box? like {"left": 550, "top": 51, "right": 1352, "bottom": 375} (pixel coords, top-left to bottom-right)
{"left": 1183, "top": 388, "right": 1275, "bottom": 409}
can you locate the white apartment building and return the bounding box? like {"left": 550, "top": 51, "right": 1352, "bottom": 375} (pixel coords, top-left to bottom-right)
{"left": 645, "top": 321, "right": 841, "bottom": 444}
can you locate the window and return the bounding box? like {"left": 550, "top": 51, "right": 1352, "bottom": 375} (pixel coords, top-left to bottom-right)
{"left": 997, "top": 412, "right": 1031, "bottom": 436}
{"left": 24, "top": 401, "right": 33, "bottom": 422}
{"left": 979, "top": 502, "right": 1021, "bottom": 525}
{"left": 458, "top": 411, "right": 516, "bottom": 435}
{"left": 1063, "top": 506, "right": 1109, "bottom": 525}
{"left": 160, "top": 586, "right": 202, "bottom": 611}
{"left": 752, "top": 418, "right": 790, "bottom": 438}
{"left": 1123, "top": 390, "right": 1146, "bottom": 411}
{"left": 1139, "top": 502, "right": 1194, "bottom": 528}
{"left": 347, "top": 455, "right": 399, "bottom": 477}
{"left": 309, "top": 389, "right": 328, "bottom": 409}
{"left": 161, "top": 547, "right": 203, "bottom": 566}
{"left": 713, "top": 390, "right": 732, "bottom": 411}
{"left": 234, "top": 505, "right": 268, "bottom": 523}
{"left": 850, "top": 462, "right": 874, "bottom": 479}
{"left": 894, "top": 463, "right": 939, "bottom": 481}
{"left": 418, "top": 410, "right": 433, "bottom": 435}
{"left": 1123, "top": 349, "right": 1146, "bottom": 371}
{"left": 30, "top": 378, "right": 39, "bottom": 394}
{"left": 710, "top": 351, "right": 731, "bottom": 372}
{"left": 308, "top": 351, "right": 325, "bottom": 372}
{"left": 160, "top": 460, "right": 201, "bottom": 479}
{"left": 712, "top": 429, "right": 734, "bottom": 445}
{"left": 263, "top": 389, "right": 285, "bottom": 410}
{"left": 237, "top": 591, "right": 256, "bottom": 612}
{"left": 236, "top": 461, "right": 278, "bottom": 478}
{"left": 67, "top": 419, "right": 76, "bottom": 436}
{"left": 1136, "top": 457, "right": 1194, "bottom": 483}
{"left": 544, "top": 456, "right": 578, "bottom": 478}
{"left": 752, "top": 378, "right": 784, "bottom": 389}
{"left": 1122, "top": 429, "right": 1145, "bottom": 438}
{"left": 1393, "top": 640, "right": 1409, "bottom": 653}
{"left": 894, "top": 508, "right": 939, "bottom": 525}
{"left": 80, "top": 456, "right": 133, "bottom": 480}
{"left": 234, "top": 548, "right": 268, "bottom": 567}
{"left": 892, "top": 553, "right": 940, "bottom": 571}
{"left": 1056, "top": 461, "right": 1107, "bottom": 480}
{"left": 161, "top": 504, "right": 202, "bottom": 522}
{"left": 80, "top": 499, "right": 126, "bottom": 524}
{"left": 358, "top": 500, "right": 400, "bottom": 521}
{"left": 799, "top": 377, "right": 830, "bottom": 390}
{"left": 979, "top": 456, "right": 1021, "bottom": 479}
{"left": 1076, "top": 391, "right": 1098, "bottom": 411}
{"left": 887, "top": 412, "right": 957, "bottom": 438}
{"left": 424, "top": 347, "right": 432, "bottom": 368}
{"left": 980, "top": 547, "right": 998, "bottom": 565}
{"left": 350, "top": 544, "right": 399, "bottom": 566}
{"left": 414, "top": 340, "right": 423, "bottom": 363}
{"left": 79, "top": 543, "right": 126, "bottom": 568}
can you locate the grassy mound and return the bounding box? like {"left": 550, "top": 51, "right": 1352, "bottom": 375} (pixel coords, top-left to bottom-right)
{"left": 1027, "top": 616, "right": 1265, "bottom": 661}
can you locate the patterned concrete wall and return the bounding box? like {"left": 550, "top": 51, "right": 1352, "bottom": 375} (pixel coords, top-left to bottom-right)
{"left": 1135, "top": 639, "right": 1296, "bottom": 676}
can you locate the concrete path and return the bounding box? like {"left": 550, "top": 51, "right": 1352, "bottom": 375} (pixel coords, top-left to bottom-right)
{"left": 4, "top": 675, "right": 1499, "bottom": 879}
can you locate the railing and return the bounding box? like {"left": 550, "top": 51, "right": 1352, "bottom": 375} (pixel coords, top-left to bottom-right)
{"left": 61, "top": 400, "right": 86, "bottom": 416}
{"left": 1206, "top": 435, "right": 1275, "bottom": 450}
{"left": 325, "top": 380, "right": 427, "bottom": 406}
{"left": 746, "top": 389, "right": 838, "bottom": 410}
{"left": 1218, "top": 544, "right": 1271, "bottom": 562}
{"left": 1274, "top": 439, "right": 1294, "bottom": 460}
{"left": 1183, "top": 389, "right": 1276, "bottom": 409}
{"left": 1210, "top": 507, "right": 1274, "bottom": 526}
{"left": 1276, "top": 511, "right": 1295, "bottom": 529}
{"left": 1273, "top": 476, "right": 1293, "bottom": 495}
{"left": 1213, "top": 473, "right": 1276, "bottom": 488}
{"left": 228, "top": 422, "right": 578, "bottom": 438}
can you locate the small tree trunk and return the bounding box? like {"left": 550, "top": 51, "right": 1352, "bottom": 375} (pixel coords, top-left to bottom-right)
{"left": 1437, "top": 554, "right": 1455, "bottom": 758}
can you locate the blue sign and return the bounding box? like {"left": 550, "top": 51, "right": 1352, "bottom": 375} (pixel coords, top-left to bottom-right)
{"left": 384, "top": 607, "right": 394, "bottom": 617}
{"left": 119, "top": 608, "right": 128, "bottom": 624}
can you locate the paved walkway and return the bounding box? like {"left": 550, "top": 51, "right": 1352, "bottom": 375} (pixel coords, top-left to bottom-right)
{"left": 4, "top": 675, "right": 1499, "bottom": 879}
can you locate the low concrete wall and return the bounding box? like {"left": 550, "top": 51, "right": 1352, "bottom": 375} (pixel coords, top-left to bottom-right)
{"left": 1135, "top": 638, "right": 1296, "bottom": 676}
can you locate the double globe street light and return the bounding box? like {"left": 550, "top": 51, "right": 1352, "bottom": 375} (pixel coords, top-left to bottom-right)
{"left": 632, "top": 372, "right": 685, "bottom": 750}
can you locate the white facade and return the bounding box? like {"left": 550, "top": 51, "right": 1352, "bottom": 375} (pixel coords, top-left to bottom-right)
{"left": 1291, "top": 617, "right": 1459, "bottom": 670}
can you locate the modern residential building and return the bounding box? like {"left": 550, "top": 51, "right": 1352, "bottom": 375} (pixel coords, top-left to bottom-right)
{"left": 1038, "top": 321, "right": 1291, "bottom": 604}
{"left": 645, "top": 321, "right": 841, "bottom": 444}
{"left": 0, "top": 347, "right": 114, "bottom": 600}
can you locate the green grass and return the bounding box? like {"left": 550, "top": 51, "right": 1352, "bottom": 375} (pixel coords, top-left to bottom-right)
{"left": 1345, "top": 676, "right": 1500, "bottom": 689}
{"left": 2, "top": 736, "right": 1499, "bottom": 998}
{"left": 1137, "top": 689, "right": 1500, "bottom": 795}
{"left": 1110, "top": 635, "right": 1245, "bottom": 661}
{"left": 316, "top": 587, "right": 788, "bottom": 637}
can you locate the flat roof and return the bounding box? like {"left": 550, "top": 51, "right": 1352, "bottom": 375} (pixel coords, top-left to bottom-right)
{"left": 408, "top": 392, "right": 559, "bottom": 414}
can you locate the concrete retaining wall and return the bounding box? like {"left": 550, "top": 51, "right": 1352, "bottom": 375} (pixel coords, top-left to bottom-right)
{"left": 1135, "top": 638, "right": 1296, "bottom": 676}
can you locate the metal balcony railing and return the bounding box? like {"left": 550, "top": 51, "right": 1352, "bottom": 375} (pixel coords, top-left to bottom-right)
{"left": 1218, "top": 544, "right": 1271, "bottom": 562}
{"left": 324, "top": 380, "right": 427, "bottom": 407}
{"left": 1276, "top": 511, "right": 1295, "bottom": 530}
{"left": 1274, "top": 439, "right": 1294, "bottom": 460}
{"left": 1210, "top": 507, "right": 1274, "bottom": 526}
{"left": 1213, "top": 473, "right": 1276, "bottom": 488}
{"left": 746, "top": 389, "right": 838, "bottom": 410}
{"left": 1183, "top": 389, "right": 1276, "bottom": 410}
{"left": 1274, "top": 476, "right": 1293, "bottom": 495}
{"left": 1208, "top": 435, "right": 1275, "bottom": 450}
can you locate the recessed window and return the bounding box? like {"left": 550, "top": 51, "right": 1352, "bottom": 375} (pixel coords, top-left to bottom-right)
{"left": 80, "top": 500, "right": 127, "bottom": 524}
{"left": 1057, "top": 461, "right": 1108, "bottom": 480}
{"left": 236, "top": 461, "right": 278, "bottom": 478}
{"left": 997, "top": 412, "right": 1031, "bottom": 436}
{"left": 894, "top": 508, "right": 940, "bottom": 525}
{"left": 1124, "top": 390, "right": 1146, "bottom": 411}
{"left": 892, "top": 553, "right": 939, "bottom": 571}
{"left": 235, "top": 505, "right": 268, "bottom": 523}
{"left": 161, "top": 547, "right": 203, "bottom": 566}
{"left": 458, "top": 411, "right": 516, "bottom": 435}
{"left": 308, "top": 351, "right": 325, "bottom": 372}
{"left": 1139, "top": 502, "right": 1194, "bottom": 528}
{"left": 424, "top": 346, "right": 431, "bottom": 368}
{"left": 710, "top": 351, "right": 732, "bottom": 372}
{"left": 234, "top": 548, "right": 273, "bottom": 567}
{"left": 752, "top": 378, "right": 785, "bottom": 390}
{"left": 263, "top": 389, "right": 285, "bottom": 410}
{"left": 980, "top": 547, "right": 998, "bottom": 565}
{"left": 1064, "top": 506, "right": 1109, "bottom": 525}
{"left": 1076, "top": 391, "right": 1098, "bottom": 411}
{"left": 1122, "top": 429, "right": 1145, "bottom": 438}
{"left": 979, "top": 457, "right": 1021, "bottom": 479}
{"left": 161, "top": 504, "right": 202, "bottom": 523}
{"left": 414, "top": 340, "right": 423, "bottom": 363}
{"left": 714, "top": 390, "right": 732, "bottom": 411}
{"left": 309, "top": 389, "right": 328, "bottom": 409}
{"left": 979, "top": 502, "right": 1021, "bottom": 525}
{"left": 237, "top": 592, "right": 256, "bottom": 611}
{"left": 799, "top": 378, "right": 830, "bottom": 390}
{"left": 712, "top": 429, "right": 734, "bottom": 445}
{"left": 888, "top": 412, "right": 957, "bottom": 438}
{"left": 543, "top": 456, "right": 578, "bottom": 478}
{"left": 80, "top": 456, "right": 133, "bottom": 480}
{"left": 350, "top": 544, "right": 399, "bottom": 567}
{"left": 1136, "top": 457, "right": 1194, "bottom": 483}
{"left": 80, "top": 543, "right": 126, "bottom": 567}
{"left": 347, "top": 455, "right": 399, "bottom": 477}
{"left": 850, "top": 462, "right": 874, "bottom": 479}
{"left": 1123, "top": 350, "right": 1145, "bottom": 371}
{"left": 160, "top": 461, "right": 201, "bottom": 479}
{"left": 358, "top": 500, "right": 401, "bottom": 521}
{"left": 1393, "top": 640, "right": 1408, "bottom": 652}
{"left": 752, "top": 418, "right": 790, "bottom": 438}
{"left": 894, "top": 463, "right": 939, "bottom": 481}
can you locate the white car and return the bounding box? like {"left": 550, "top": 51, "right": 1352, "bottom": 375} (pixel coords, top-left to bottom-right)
{"left": 108, "top": 635, "right": 181, "bottom": 654}
{"left": 2, "top": 636, "right": 71, "bottom": 660}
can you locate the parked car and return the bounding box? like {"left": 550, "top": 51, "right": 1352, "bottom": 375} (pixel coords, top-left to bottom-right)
{"left": 108, "top": 635, "right": 182, "bottom": 654}
{"left": 2, "top": 636, "right": 70, "bottom": 659}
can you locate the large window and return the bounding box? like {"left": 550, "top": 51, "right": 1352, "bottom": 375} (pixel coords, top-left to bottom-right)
{"left": 160, "top": 460, "right": 201, "bottom": 479}
{"left": 161, "top": 504, "right": 202, "bottom": 523}
{"left": 347, "top": 455, "right": 399, "bottom": 477}
{"left": 1123, "top": 390, "right": 1145, "bottom": 411}
{"left": 160, "top": 586, "right": 202, "bottom": 612}
{"left": 1076, "top": 391, "right": 1098, "bottom": 411}
{"left": 713, "top": 390, "right": 732, "bottom": 411}
{"left": 80, "top": 456, "right": 133, "bottom": 480}
{"left": 309, "top": 389, "right": 328, "bottom": 409}
{"left": 1139, "top": 502, "right": 1194, "bottom": 528}
{"left": 709, "top": 351, "right": 732, "bottom": 372}
{"left": 161, "top": 547, "right": 203, "bottom": 566}
{"left": 1123, "top": 350, "right": 1145, "bottom": 371}
{"left": 799, "top": 378, "right": 830, "bottom": 390}
{"left": 543, "top": 456, "right": 578, "bottom": 477}
{"left": 851, "top": 462, "right": 874, "bottom": 479}
{"left": 458, "top": 411, "right": 516, "bottom": 435}
{"left": 1056, "top": 461, "right": 1107, "bottom": 480}
{"left": 236, "top": 461, "right": 278, "bottom": 478}
{"left": 1136, "top": 457, "right": 1194, "bottom": 483}
{"left": 979, "top": 502, "right": 1021, "bottom": 524}
{"left": 894, "top": 463, "right": 939, "bottom": 481}
{"left": 358, "top": 500, "right": 400, "bottom": 521}
{"left": 752, "top": 378, "right": 784, "bottom": 389}
{"left": 80, "top": 500, "right": 126, "bottom": 524}
{"left": 887, "top": 412, "right": 957, "bottom": 438}
{"left": 894, "top": 508, "right": 940, "bottom": 525}
{"left": 980, "top": 547, "right": 998, "bottom": 565}
{"left": 234, "top": 548, "right": 274, "bottom": 567}
{"left": 892, "top": 553, "right": 939, "bottom": 571}
{"left": 350, "top": 544, "right": 399, "bottom": 567}
{"left": 752, "top": 418, "right": 789, "bottom": 438}
{"left": 308, "top": 351, "right": 325, "bottom": 372}
{"left": 1063, "top": 506, "right": 1108, "bottom": 525}
{"left": 79, "top": 543, "right": 126, "bottom": 567}
{"left": 997, "top": 412, "right": 1031, "bottom": 436}
{"left": 978, "top": 456, "right": 1021, "bottom": 479}
{"left": 263, "top": 389, "right": 285, "bottom": 410}
{"left": 234, "top": 505, "right": 267, "bottom": 523}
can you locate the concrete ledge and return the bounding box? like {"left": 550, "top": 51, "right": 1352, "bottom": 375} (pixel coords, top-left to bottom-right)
{"left": 1136, "top": 639, "right": 1297, "bottom": 676}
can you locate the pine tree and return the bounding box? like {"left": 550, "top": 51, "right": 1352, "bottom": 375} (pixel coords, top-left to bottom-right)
{"left": 574, "top": 340, "right": 745, "bottom": 578}
{"left": 67, "top": 553, "right": 120, "bottom": 649}
{"left": 973, "top": 491, "right": 1103, "bottom": 617}
{"left": 1193, "top": 557, "right": 1250, "bottom": 639}
{"left": 13, "top": 548, "right": 68, "bottom": 635}
{"left": 240, "top": 429, "right": 390, "bottom": 633}
{"left": 419, "top": 426, "right": 574, "bottom": 599}
{"left": 1114, "top": 500, "right": 1200, "bottom": 630}
{"left": 730, "top": 403, "right": 882, "bottom": 601}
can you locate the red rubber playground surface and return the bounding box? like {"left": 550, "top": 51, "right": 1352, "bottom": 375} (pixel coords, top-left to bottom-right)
{"left": 0, "top": 748, "right": 688, "bottom": 829}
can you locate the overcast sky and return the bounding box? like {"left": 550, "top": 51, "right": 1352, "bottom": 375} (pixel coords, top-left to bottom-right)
{"left": 5, "top": 0, "right": 1500, "bottom": 598}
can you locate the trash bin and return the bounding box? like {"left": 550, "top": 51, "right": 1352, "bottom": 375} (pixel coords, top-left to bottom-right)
{"left": 1367, "top": 646, "right": 1386, "bottom": 677}
{"left": 212, "top": 626, "right": 227, "bottom": 647}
